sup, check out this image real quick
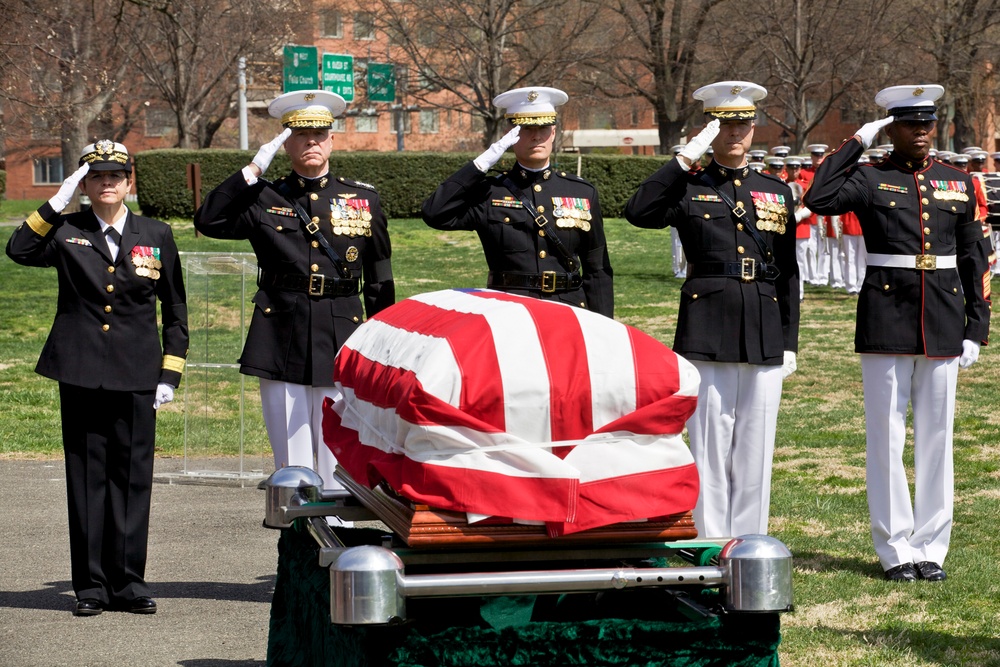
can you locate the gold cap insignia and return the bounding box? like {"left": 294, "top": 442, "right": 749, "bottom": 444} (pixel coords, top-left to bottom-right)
{"left": 304, "top": 93, "right": 316, "bottom": 101}
{"left": 913, "top": 87, "right": 924, "bottom": 96}
{"left": 730, "top": 85, "right": 744, "bottom": 95}
{"left": 345, "top": 246, "right": 359, "bottom": 262}
{"left": 95, "top": 139, "right": 115, "bottom": 155}
{"left": 527, "top": 91, "right": 539, "bottom": 102}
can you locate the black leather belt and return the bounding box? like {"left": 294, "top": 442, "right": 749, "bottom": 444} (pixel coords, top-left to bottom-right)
{"left": 488, "top": 271, "right": 583, "bottom": 294}
{"left": 261, "top": 272, "right": 360, "bottom": 297}
{"left": 688, "top": 259, "right": 779, "bottom": 282}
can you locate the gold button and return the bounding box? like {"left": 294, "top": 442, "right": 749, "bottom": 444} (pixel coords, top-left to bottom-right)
{"left": 101, "top": 324, "right": 110, "bottom": 332}
{"left": 538, "top": 230, "right": 545, "bottom": 237}
{"left": 539, "top": 250, "right": 547, "bottom": 259}
{"left": 922, "top": 212, "right": 930, "bottom": 221}
{"left": 533, "top": 184, "right": 542, "bottom": 192}
{"left": 736, "top": 200, "right": 744, "bottom": 209}
{"left": 264, "top": 307, "right": 272, "bottom": 314}
{"left": 737, "top": 223, "right": 744, "bottom": 231}
{"left": 310, "top": 193, "right": 319, "bottom": 201}
{"left": 917, "top": 174, "right": 925, "bottom": 180}
{"left": 889, "top": 201, "right": 896, "bottom": 206}
{"left": 924, "top": 242, "right": 931, "bottom": 249}
{"left": 924, "top": 227, "right": 931, "bottom": 234}
{"left": 734, "top": 179, "right": 742, "bottom": 187}
{"left": 504, "top": 217, "right": 510, "bottom": 223}
{"left": 920, "top": 185, "right": 927, "bottom": 191}
{"left": 309, "top": 264, "right": 318, "bottom": 272}
{"left": 311, "top": 241, "right": 319, "bottom": 248}
{"left": 883, "top": 284, "right": 890, "bottom": 291}
{"left": 954, "top": 287, "right": 959, "bottom": 293}
{"left": 537, "top": 205, "right": 545, "bottom": 213}
{"left": 107, "top": 266, "right": 115, "bottom": 273}
{"left": 106, "top": 285, "right": 114, "bottom": 293}
{"left": 951, "top": 206, "right": 957, "bottom": 212}
{"left": 737, "top": 246, "right": 745, "bottom": 253}
{"left": 311, "top": 216, "right": 320, "bottom": 223}
{"left": 104, "top": 305, "right": 112, "bottom": 313}
{"left": 692, "top": 294, "right": 699, "bottom": 299}
{"left": 704, "top": 213, "right": 711, "bottom": 219}
{"left": 579, "top": 301, "right": 586, "bottom": 307}
{"left": 773, "top": 296, "right": 778, "bottom": 302}
{"left": 353, "top": 316, "right": 360, "bottom": 323}
{"left": 922, "top": 198, "right": 929, "bottom": 205}
{"left": 276, "top": 225, "right": 283, "bottom": 231}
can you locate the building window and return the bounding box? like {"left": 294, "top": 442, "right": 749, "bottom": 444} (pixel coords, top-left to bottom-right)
{"left": 419, "top": 110, "right": 439, "bottom": 133}
{"left": 320, "top": 10, "right": 343, "bottom": 38}
{"left": 355, "top": 115, "right": 378, "bottom": 133}
{"left": 331, "top": 118, "right": 346, "bottom": 133}
{"left": 34, "top": 157, "right": 64, "bottom": 185}
{"left": 145, "top": 107, "right": 174, "bottom": 137}
{"left": 353, "top": 12, "right": 376, "bottom": 40}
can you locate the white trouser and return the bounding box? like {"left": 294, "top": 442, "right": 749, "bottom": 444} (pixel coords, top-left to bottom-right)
{"left": 824, "top": 235, "right": 844, "bottom": 288}
{"left": 671, "top": 228, "right": 687, "bottom": 278}
{"left": 810, "top": 223, "right": 826, "bottom": 283}
{"left": 795, "top": 236, "right": 815, "bottom": 295}
{"left": 686, "top": 361, "right": 784, "bottom": 539}
{"left": 861, "top": 354, "right": 957, "bottom": 570}
{"left": 841, "top": 234, "right": 866, "bottom": 293}
{"left": 259, "top": 379, "right": 344, "bottom": 490}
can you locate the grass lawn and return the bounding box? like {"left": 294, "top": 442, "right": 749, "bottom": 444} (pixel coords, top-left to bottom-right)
{"left": 1, "top": 207, "right": 998, "bottom": 666}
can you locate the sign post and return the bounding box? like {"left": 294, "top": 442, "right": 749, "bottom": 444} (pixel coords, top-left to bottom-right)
{"left": 367, "top": 63, "right": 396, "bottom": 103}
{"left": 322, "top": 54, "right": 355, "bottom": 102}
{"left": 283, "top": 45, "right": 319, "bottom": 92}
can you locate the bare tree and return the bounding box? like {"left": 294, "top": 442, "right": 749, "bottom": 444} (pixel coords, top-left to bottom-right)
{"left": 120, "top": 0, "right": 302, "bottom": 148}
{"left": 371, "top": 0, "right": 603, "bottom": 147}
{"left": 718, "top": 0, "right": 897, "bottom": 152}
{"left": 0, "top": 0, "right": 136, "bottom": 194}
{"left": 577, "top": 0, "right": 729, "bottom": 153}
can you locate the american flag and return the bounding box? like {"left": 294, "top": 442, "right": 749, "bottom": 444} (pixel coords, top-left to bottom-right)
{"left": 322, "top": 289, "right": 700, "bottom": 536}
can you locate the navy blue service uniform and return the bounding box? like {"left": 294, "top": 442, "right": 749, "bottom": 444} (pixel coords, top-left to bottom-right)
{"left": 421, "top": 161, "right": 614, "bottom": 317}
{"left": 194, "top": 170, "right": 395, "bottom": 386}
{"left": 6, "top": 201, "right": 188, "bottom": 608}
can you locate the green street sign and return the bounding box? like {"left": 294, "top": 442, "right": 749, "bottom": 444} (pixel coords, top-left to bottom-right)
{"left": 322, "top": 53, "right": 354, "bottom": 102}
{"left": 367, "top": 63, "right": 396, "bottom": 103}
{"left": 283, "top": 45, "right": 319, "bottom": 91}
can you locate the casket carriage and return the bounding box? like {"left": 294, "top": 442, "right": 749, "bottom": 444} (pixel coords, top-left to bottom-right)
{"left": 263, "top": 290, "right": 792, "bottom": 666}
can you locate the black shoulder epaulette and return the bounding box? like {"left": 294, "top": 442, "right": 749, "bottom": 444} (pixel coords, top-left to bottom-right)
{"left": 336, "top": 176, "right": 378, "bottom": 193}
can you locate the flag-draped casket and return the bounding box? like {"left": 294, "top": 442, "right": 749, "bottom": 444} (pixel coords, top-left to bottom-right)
{"left": 322, "top": 289, "right": 700, "bottom": 536}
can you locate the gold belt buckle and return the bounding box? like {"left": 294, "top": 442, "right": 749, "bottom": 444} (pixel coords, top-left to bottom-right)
{"left": 740, "top": 257, "right": 757, "bottom": 282}
{"left": 915, "top": 254, "right": 937, "bottom": 270}
{"left": 541, "top": 271, "right": 558, "bottom": 293}
{"left": 308, "top": 273, "right": 325, "bottom": 296}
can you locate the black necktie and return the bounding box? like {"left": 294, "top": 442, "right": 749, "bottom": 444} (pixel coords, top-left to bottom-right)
{"left": 105, "top": 227, "right": 121, "bottom": 259}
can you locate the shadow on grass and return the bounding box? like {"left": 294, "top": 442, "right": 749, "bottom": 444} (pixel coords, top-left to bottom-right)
{"left": 842, "top": 626, "right": 1000, "bottom": 666}
{"left": 790, "top": 549, "right": 882, "bottom": 578}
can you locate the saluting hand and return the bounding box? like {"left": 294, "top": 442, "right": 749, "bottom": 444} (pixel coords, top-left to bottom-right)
{"left": 855, "top": 116, "right": 894, "bottom": 149}
{"left": 474, "top": 126, "right": 521, "bottom": 172}
{"left": 48, "top": 163, "right": 90, "bottom": 213}
{"left": 250, "top": 127, "right": 293, "bottom": 177}
{"left": 677, "top": 119, "right": 720, "bottom": 170}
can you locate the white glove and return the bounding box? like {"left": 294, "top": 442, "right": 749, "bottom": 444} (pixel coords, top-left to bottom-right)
{"left": 677, "top": 119, "right": 720, "bottom": 169}
{"left": 855, "top": 116, "right": 894, "bottom": 149}
{"left": 781, "top": 351, "right": 797, "bottom": 379}
{"left": 795, "top": 206, "right": 812, "bottom": 222}
{"left": 473, "top": 126, "right": 521, "bottom": 172}
{"left": 47, "top": 163, "right": 90, "bottom": 213}
{"left": 959, "top": 340, "right": 980, "bottom": 369}
{"left": 251, "top": 128, "right": 293, "bottom": 175}
{"left": 153, "top": 383, "right": 175, "bottom": 410}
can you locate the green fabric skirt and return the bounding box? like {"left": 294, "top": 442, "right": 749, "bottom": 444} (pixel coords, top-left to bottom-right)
{"left": 267, "top": 527, "right": 781, "bottom": 667}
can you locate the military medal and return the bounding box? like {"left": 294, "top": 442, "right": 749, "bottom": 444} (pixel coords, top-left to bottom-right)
{"left": 551, "top": 197, "right": 593, "bottom": 231}
{"left": 345, "top": 246, "right": 359, "bottom": 262}
{"left": 750, "top": 192, "right": 787, "bottom": 234}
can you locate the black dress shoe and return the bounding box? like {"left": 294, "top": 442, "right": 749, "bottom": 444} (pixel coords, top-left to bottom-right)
{"left": 74, "top": 598, "right": 104, "bottom": 616}
{"left": 127, "top": 596, "right": 157, "bottom": 614}
{"left": 883, "top": 563, "right": 917, "bottom": 582}
{"left": 915, "top": 561, "right": 947, "bottom": 581}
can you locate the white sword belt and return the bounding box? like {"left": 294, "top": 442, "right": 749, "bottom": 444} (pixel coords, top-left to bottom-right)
{"left": 866, "top": 253, "right": 957, "bottom": 270}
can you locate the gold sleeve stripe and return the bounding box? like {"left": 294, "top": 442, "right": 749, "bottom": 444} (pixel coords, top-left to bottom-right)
{"left": 26, "top": 211, "right": 53, "bottom": 236}
{"left": 162, "top": 355, "right": 187, "bottom": 374}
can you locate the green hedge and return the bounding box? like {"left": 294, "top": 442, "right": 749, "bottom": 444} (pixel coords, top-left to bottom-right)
{"left": 133, "top": 150, "right": 668, "bottom": 220}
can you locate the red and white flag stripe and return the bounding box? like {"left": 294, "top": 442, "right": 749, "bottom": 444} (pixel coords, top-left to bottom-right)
{"left": 323, "top": 289, "right": 700, "bottom": 535}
